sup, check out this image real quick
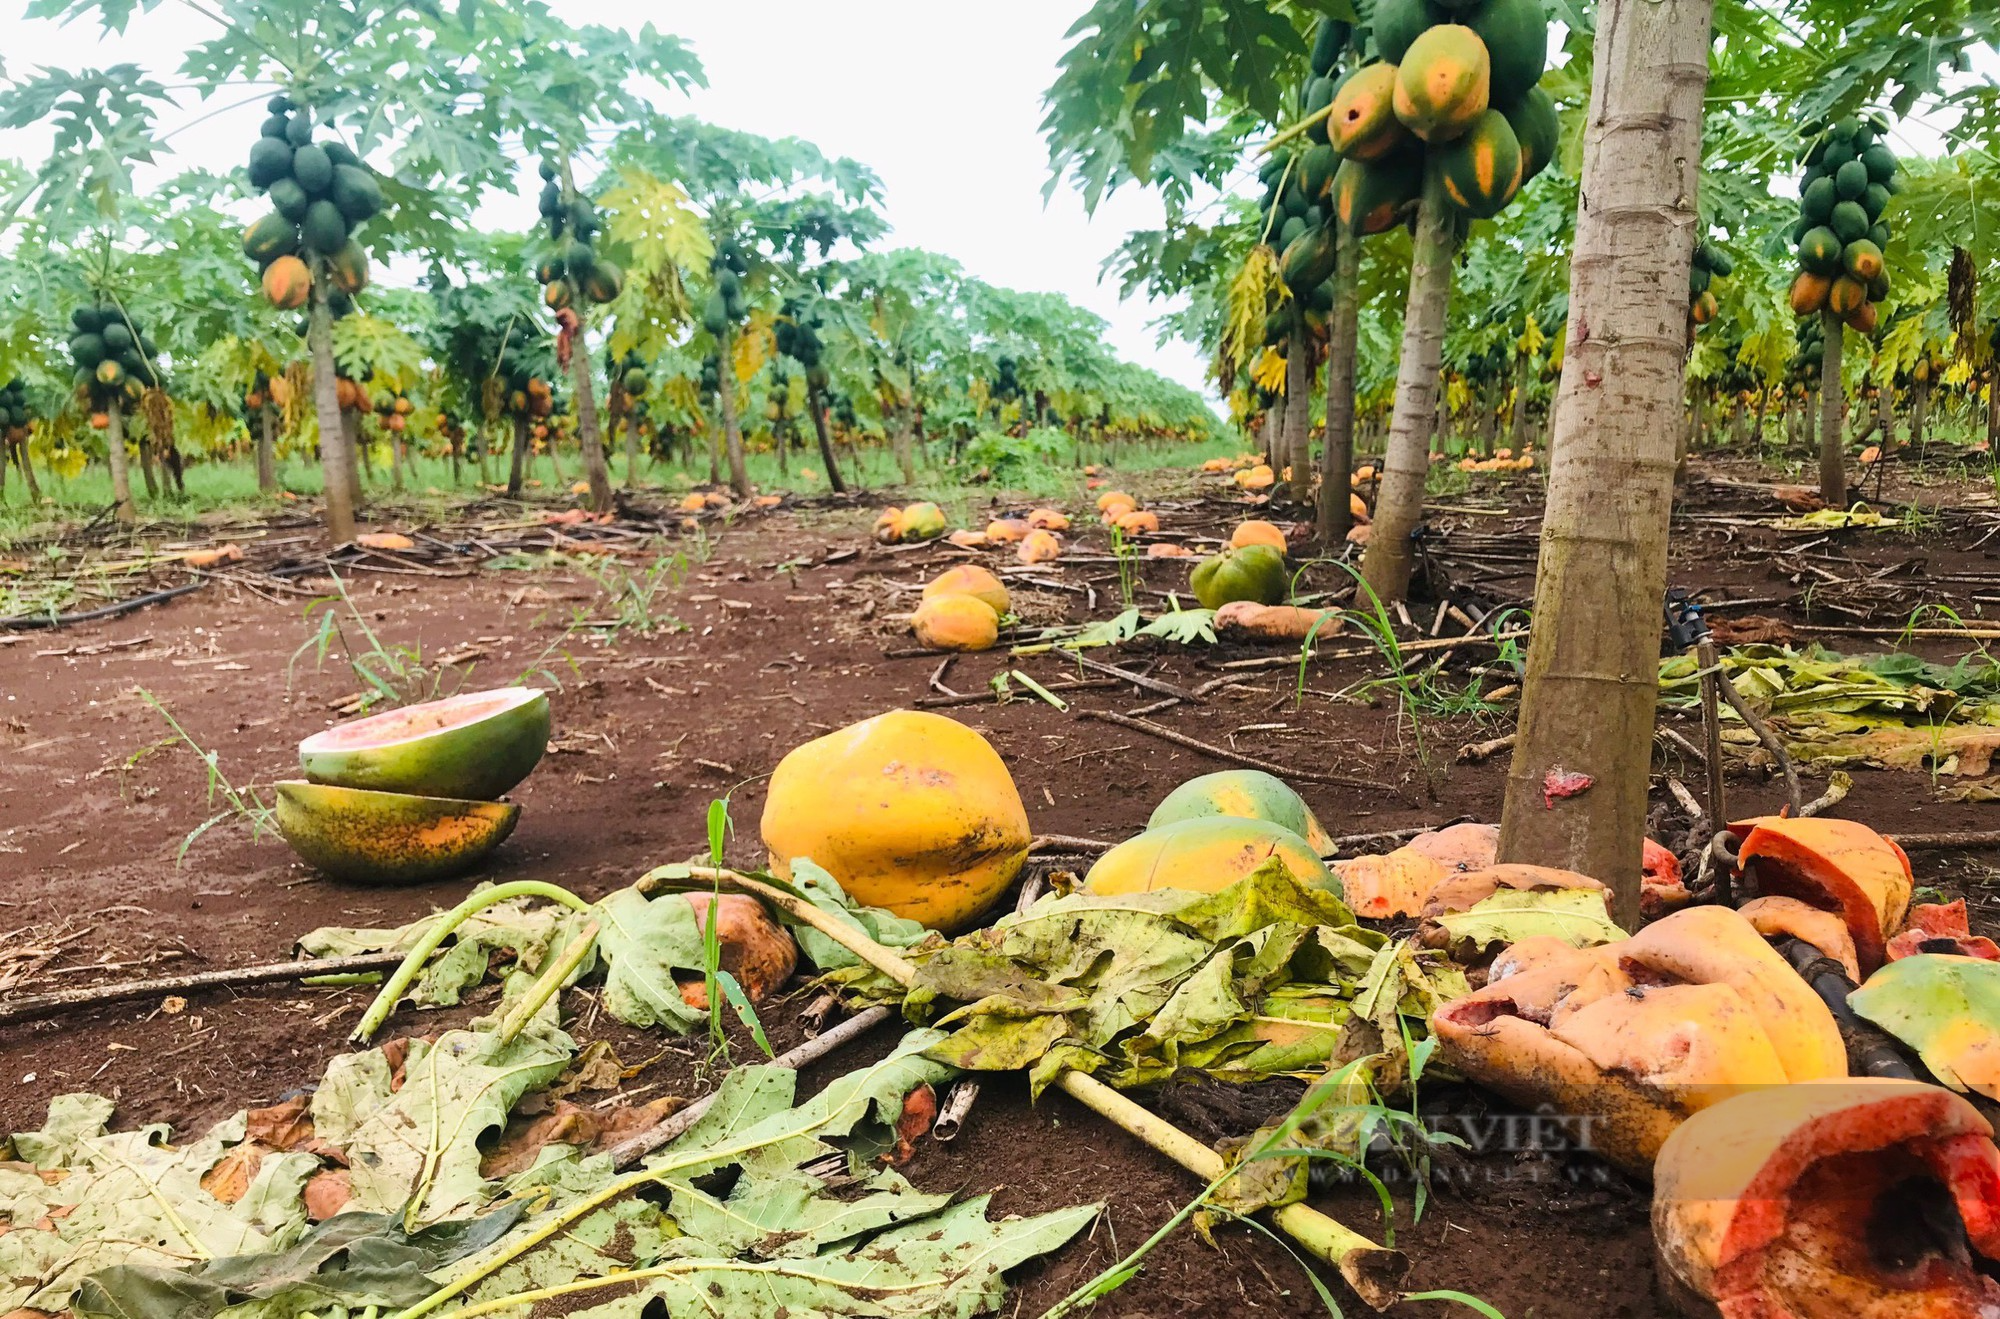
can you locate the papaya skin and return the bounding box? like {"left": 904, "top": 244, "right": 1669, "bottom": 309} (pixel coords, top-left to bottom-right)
{"left": 274, "top": 781, "right": 518, "bottom": 886}
{"left": 1085, "top": 816, "right": 1335, "bottom": 898}
{"left": 761, "top": 711, "right": 1031, "bottom": 932}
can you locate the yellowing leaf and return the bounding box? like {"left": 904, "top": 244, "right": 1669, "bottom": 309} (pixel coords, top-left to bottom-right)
{"left": 1434, "top": 888, "right": 1625, "bottom": 950}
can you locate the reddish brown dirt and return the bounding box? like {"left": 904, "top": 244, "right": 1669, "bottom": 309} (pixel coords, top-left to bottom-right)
{"left": 3, "top": 458, "right": 1998, "bottom": 1318}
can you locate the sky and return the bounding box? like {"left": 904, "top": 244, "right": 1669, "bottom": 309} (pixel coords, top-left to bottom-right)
{"left": 0, "top": 1, "right": 1221, "bottom": 403}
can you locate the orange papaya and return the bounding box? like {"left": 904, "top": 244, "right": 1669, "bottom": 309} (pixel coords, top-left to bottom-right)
{"left": 1391, "top": 25, "right": 1492, "bottom": 143}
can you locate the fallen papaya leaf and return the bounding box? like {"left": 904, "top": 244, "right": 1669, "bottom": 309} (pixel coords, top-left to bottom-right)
{"left": 1432, "top": 887, "right": 1625, "bottom": 951}
{"left": 1849, "top": 954, "right": 2000, "bottom": 1099}
{"left": 198, "top": 1141, "right": 272, "bottom": 1204}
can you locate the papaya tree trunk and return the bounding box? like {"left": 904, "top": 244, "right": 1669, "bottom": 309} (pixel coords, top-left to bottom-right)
{"left": 355, "top": 419, "right": 375, "bottom": 482}
{"left": 1507, "top": 355, "right": 1532, "bottom": 456}
{"left": 1497, "top": 0, "right": 1715, "bottom": 931}
{"left": 624, "top": 413, "right": 642, "bottom": 490}
{"left": 1265, "top": 389, "right": 1287, "bottom": 473}
{"left": 1282, "top": 308, "right": 1313, "bottom": 502}
{"left": 1818, "top": 310, "right": 1846, "bottom": 505}
{"left": 716, "top": 325, "right": 750, "bottom": 497}
{"left": 1729, "top": 396, "right": 1747, "bottom": 448}
{"left": 569, "top": 336, "right": 614, "bottom": 512}
{"left": 307, "top": 292, "right": 355, "bottom": 543}
{"left": 893, "top": 405, "right": 916, "bottom": 486}
{"left": 507, "top": 414, "right": 530, "bottom": 496}
{"left": 13, "top": 435, "right": 39, "bottom": 502}
{"left": 256, "top": 406, "right": 278, "bottom": 494}
{"left": 136, "top": 435, "right": 160, "bottom": 499}
{"left": 807, "top": 382, "right": 848, "bottom": 493}
{"left": 1317, "top": 230, "right": 1359, "bottom": 546}
{"left": 104, "top": 400, "right": 136, "bottom": 524}
{"left": 1911, "top": 376, "right": 1932, "bottom": 457}
{"left": 1750, "top": 387, "right": 1769, "bottom": 448}
{"left": 1360, "top": 172, "right": 1458, "bottom": 603}
{"left": 476, "top": 421, "right": 493, "bottom": 486}
{"left": 1988, "top": 364, "right": 2000, "bottom": 450}
{"left": 1477, "top": 382, "right": 1499, "bottom": 457}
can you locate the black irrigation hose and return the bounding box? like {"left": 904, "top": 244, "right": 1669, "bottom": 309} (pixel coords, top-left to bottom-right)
{"left": 1771, "top": 936, "right": 1920, "bottom": 1081}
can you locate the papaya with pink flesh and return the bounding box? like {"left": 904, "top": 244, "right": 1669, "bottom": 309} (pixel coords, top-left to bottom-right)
{"left": 1653, "top": 1078, "right": 2000, "bottom": 1318}
{"left": 300, "top": 687, "right": 550, "bottom": 801}
{"left": 1730, "top": 815, "right": 1912, "bottom": 975}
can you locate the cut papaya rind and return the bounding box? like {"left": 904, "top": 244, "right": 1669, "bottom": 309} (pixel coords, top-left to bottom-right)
{"left": 1739, "top": 895, "right": 1862, "bottom": 982}
{"left": 300, "top": 686, "right": 550, "bottom": 801}
{"left": 1653, "top": 1078, "right": 2000, "bottom": 1318}
{"left": 1730, "top": 816, "right": 1912, "bottom": 976}
{"left": 1432, "top": 906, "right": 1846, "bottom": 1175}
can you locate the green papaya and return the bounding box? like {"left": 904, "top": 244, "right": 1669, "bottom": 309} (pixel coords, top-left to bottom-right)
{"left": 291, "top": 143, "right": 333, "bottom": 196}
{"left": 1834, "top": 159, "right": 1868, "bottom": 200}
{"left": 1372, "top": 0, "right": 1446, "bottom": 63}
{"left": 329, "top": 165, "right": 381, "bottom": 224}
{"left": 1281, "top": 222, "right": 1339, "bottom": 291}
{"left": 266, "top": 93, "right": 293, "bottom": 114}
{"left": 328, "top": 240, "right": 370, "bottom": 295}
{"left": 622, "top": 368, "right": 649, "bottom": 397}
{"left": 1829, "top": 199, "right": 1869, "bottom": 244}
{"left": 1797, "top": 226, "right": 1842, "bottom": 276}
{"left": 1311, "top": 17, "right": 1350, "bottom": 75}
{"left": 1191, "top": 545, "right": 1288, "bottom": 610}
{"left": 1505, "top": 86, "right": 1560, "bottom": 181}
{"left": 1301, "top": 143, "right": 1339, "bottom": 200}
{"left": 583, "top": 260, "right": 623, "bottom": 304}
{"left": 322, "top": 141, "right": 359, "bottom": 169}
{"left": 260, "top": 114, "right": 289, "bottom": 140}
{"left": 1278, "top": 215, "right": 1307, "bottom": 250}
{"left": 269, "top": 177, "right": 310, "bottom": 222}
{"left": 1861, "top": 183, "right": 1889, "bottom": 223}
{"left": 69, "top": 333, "right": 106, "bottom": 368}
{"left": 1331, "top": 152, "right": 1423, "bottom": 235}
{"left": 243, "top": 211, "right": 298, "bottom": 263}
{"left": 284, "top": 115, "right": 313, "bottom": 148}
{"left": 302, "top": 199, "right": 349, "bottom": 253}
{"left": 1800, "top": 176, "right": 1836, "bottom": 225}
{"left": 1437, "top": 108, "right": 1523, "bottom": 218}
{"left": 247, "top": 137, "right": 292, "bottom": 190}
{"left": 1867, "top": 222, "right": 1890, "bottom": 249}
{"left": 1861, "top": 144, "right": 1897, "bottom": 184}
{"left": 1821, "top": 137, "right": 1855, "bottom": 169}
{"left": 101, "top": 321, "right": 133, "bottom": 353}
{"left": 1465, "top": 0, "right": 1548, "bottom": 108}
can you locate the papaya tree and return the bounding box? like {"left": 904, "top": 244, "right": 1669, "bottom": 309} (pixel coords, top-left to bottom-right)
{"left": 8, "top": 1, "right": 702, "bottom": 539}
{"left": 607, "top": 116, "right": 885, "bottom": 497}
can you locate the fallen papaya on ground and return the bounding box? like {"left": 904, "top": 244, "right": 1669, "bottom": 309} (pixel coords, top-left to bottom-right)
{"left": 1432, "top": 905, "right": 1847, "bottom": 1174}
{"left": 1084, "top": 816, "right": 1334, "bottom": 897}
{"left": 1653, "top": 1077, "right": 2000, "bottom": 1318}
{"left": 1146, "top": 768, "right": 1336, "bottom": 852}
{"left": 1730, "top": 816, "right": 1913, "bottom": 975}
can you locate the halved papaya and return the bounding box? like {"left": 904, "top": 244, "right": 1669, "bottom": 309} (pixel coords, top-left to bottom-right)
{"left": 1146, "top": 769, "right": 1337, "bottom": 853}
{"left": 275, "top": 781, "right": 519, "bottom": 885}
{"left": 1653, "top": 1078, "right": 2000, "bottom": 1317}
{"left": 1084, "top": 816, "right": 1334, "bottom": 898}
{"left": 1730, "top": 815, "right": 1913, "bottom": 975}
{"left": 300, "top": 687, "right": 551, "bottom": 801}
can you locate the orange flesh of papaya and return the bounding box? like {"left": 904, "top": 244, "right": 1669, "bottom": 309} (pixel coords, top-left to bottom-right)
{"left": 1732, "top": 816, "right": 1913, "bottom": 975}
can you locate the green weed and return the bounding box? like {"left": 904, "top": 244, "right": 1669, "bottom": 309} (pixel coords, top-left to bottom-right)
{"left": 289, "top": 570, "right": 465, "bottom": 712}
{"left": 134, "top": 688, "right": 276, "bottom": 863}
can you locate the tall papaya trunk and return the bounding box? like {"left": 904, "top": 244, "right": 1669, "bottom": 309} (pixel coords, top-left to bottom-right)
{"left": 1265, "top": 389, "right": 1287, "bottom": 472}
{"left": 624, "top": 413, "right": 642, "bottom": 490}
{"left": 256, "top": 406, "right": 278, "bottom": 493}
{"left": 893, "top": 405, "right": 917, "bottom": 486}
{"left": 1729, "top": 396, "right": 1746, "bottom": 448}
{"left": 1360, "top": 172, "right": 1458, "bottom": 603}
{"left": 1818, "top": 311, "right": 1846, "bottom": 505}
{"left": 137, "top": 435, "right": 161, "bottom": 499}
{"left": 1497, "top": 0, "right": 1715, "bottom": 931}
{"left": 716, "top": 324, "right": 749, "bottom": 497}
{"left": 1507, "top": 355, "right": 1532, "bottom": 455}
{"left": 568, "top": 337, "right": 614, "bottom": 512}
{"left": 389, "top": 427, "right": 406, "bottom": 491}
{"left": 1911, "top": 376, "right": 1932, "bottom": 457}
{"left": 1282, "top": 308, "right": 1314, "bottom": 502}
{"left": 1750, "top": 387, "right": 1769, "bottom": 448}
{"left": 806, "top": 382, "right": 848, "bottom": 493}
{"left": 1988, "top": 364, "right": 2000, "bottom": 450}
{"left": 1317, "top": 230, "right": 1360, "bottom": 545}
{"left": 13, "top": 436, "right": 39, "bottom": 502}
{"left": 476, "top": 421, "right": 493, "bottom": 487}
{"left": 507, "top": 414, "right": 530, "bottom": 496}
{"left": 104, "top": 401, "right": 136, "bottom": 524}
{"left": 1477, "top": 382, "right": 1499, "bottom": 457}
{"left": 308, "top": 290, "right": 356, "bottom": 543}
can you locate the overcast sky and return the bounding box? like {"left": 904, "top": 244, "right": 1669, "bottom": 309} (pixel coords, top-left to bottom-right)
{"left": 0, "top": 1, "right": 1220, "bottom": 400}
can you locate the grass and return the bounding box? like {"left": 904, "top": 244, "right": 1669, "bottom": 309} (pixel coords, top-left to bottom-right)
{"left": 134, "top": 687, "right": 277, "bottom": 863}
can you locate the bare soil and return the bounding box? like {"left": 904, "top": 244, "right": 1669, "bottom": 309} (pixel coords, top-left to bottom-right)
{"left": 3, "top": 455, "right": 1997, "bottom": 1317}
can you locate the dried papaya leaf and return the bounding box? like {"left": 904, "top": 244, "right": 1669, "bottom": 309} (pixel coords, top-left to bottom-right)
{"left": 590, "top": 887, "right": 707, "bottom": 1031}
{"left": 1849, "top": 954, "right": 2000, "bottom": 1099}
{"left": 1434, "top": 889, "right": 1625, "bottom": 951}
{"left": 0, "top": 1108, "right": 317, "bottom": 1313}
{"left": 309, "top": 1016, "right": 573, "bottom": 1222}
{"left": 73, "top": 1203, "right": 528, "bottom": 1319}
{"left": 778, "top": 857, "right": 930, "bottom": 971}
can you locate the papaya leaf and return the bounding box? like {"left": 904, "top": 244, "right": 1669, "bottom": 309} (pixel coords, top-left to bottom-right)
{"left": 1434, "top": 888, "right": 1625, "bottom": 951}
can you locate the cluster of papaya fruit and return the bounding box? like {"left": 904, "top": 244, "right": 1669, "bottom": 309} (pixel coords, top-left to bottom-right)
{"left": 608, "top": 347, "right": 650, "bottom": 402}
{"left": 1787, "top": 118, "right": 1899, "bottom": 334}
{"left": 66, "top": 303, "right": 159, "bottom": 415}
{"left": 243, "top": 368, "right": 293, "bottom": 413}
{"left": 700, "top": 244, "right": 751, "bottom": 336}
{"left": 0, "top": 379, "right": 34, "bottom": 443}
{"left": 1266, "top": 0, "right": 1556, "bottom": 334}
{"left": 1788, "top": 316, "right": 1825, "bottom": 386}
{"left": 533, "top": 159, "right": 622, "bottom": 309}
{"left": 371, "top": 389, "right": 414, "bottom": 433}
{"left": 775, "top": 298, "right": 831, "bottom": 392}
{"left": 244, "top": 96, "right": 379, "bottom": 319}
{"left": 1687, "top": 239, "right": 1732, "bottom": 327}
